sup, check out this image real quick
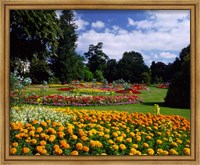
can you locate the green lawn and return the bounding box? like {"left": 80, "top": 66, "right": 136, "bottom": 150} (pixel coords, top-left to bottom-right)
{"left": 23, "top": 85, "right": 190, "bottom": 120}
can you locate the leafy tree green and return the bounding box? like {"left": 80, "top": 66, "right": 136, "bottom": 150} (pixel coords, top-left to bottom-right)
{"left": 164, "top": 45, "right": 190, "bottom": 108}
{"left": 84, "top": 42, "right": 109, "bottom": 73}
{"left": 150, "top": 61, "right": 167, "bottom": 83}
{"left": 50, "top": 10, "right": 84, "bottom": 84}
{"left": 83, "top": 67, "right": 94, "bottom": 82}
{"left": 104, "top": 59, "right": 118, "bottom": 83}
{"left": 141, "top": 72, "right": 151, "bottom": 86}
{"left": 118, "top": 51, "right": 149, "bottom": 83}
{"left": 94, "top": 70, "right": 104, "bottom": 82}
{"left": 10, "top": 10, "right": 62, "bottom": 73}
{"left": 29, "top": 54, "right": 50, "bottom": 84}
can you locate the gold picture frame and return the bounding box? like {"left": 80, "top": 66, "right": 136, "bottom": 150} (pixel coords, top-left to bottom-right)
{"left": 0, "top": 0, "right": 199, "bottom": 164}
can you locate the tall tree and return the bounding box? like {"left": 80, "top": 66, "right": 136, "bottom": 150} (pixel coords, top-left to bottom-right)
{"left": 164, "top": 45, "right": 190, "bottom": 108}
{"left": 118, "top": 51, "right": 149, "bottom": 83}
{"left": 50, "top": 10, "right": 84, "bottom": 84}
{"left": 10, "top": 10, "right": 62, "bottom": 75}
{"left": 104, "top": 59, "right": 118, "bottom": 82}
{"left": 84, "top": 42, "right": 109, "bottom": 73}
{"left": 150, "top": 61, "right": 167, "bottom": 83}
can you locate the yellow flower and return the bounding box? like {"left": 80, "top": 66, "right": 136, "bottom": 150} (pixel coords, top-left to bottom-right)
{"left": 40, "top": 121, "right": 47, "bottom": 127}
{"left": 31, "top": 139, "right": 37, "bottom": 145}
{"left": 156, "top": 139, "right": 163, "bottom": 145}
{"left": 146, "top": 135, "right": 152, "bottom": 140}
{"left": 147, "top": 148, "right": 154, "bottom": 155}
{"left": 71, "top": 135, "right": 78, "bottom": 140}
{"left": 169, "top": 149, "right": 178, "bottom": 155}
{"left": 156, "top": 148, "right": 163, "bottom": 155}
{"left": 171, "top": 142, "right": 178, "bottom": 147}
{"left": 22, "top": 147, "right": 30, "bottom": 154}
{"left": 54, "top": 148, "right": 63, "bottom": 155}
{"left": 119, "top": 144, "right": 126, "bottom": 150}
{"left": 104, "top": 134, "right": 110, "bottom": 139}
{"left": 162, "top": 150, "right": 169, "bottom": 155}
{"left": 112, "top": 144, "right": 119, "bottom": 150}
{"left": 108, "top": 139, "right": 114, "bottom": 144}
{"left": 132, "top": 144, "right": 138, "bottom": 149}
{"left": 82, "top": 146, "right": 89, "bottom": 152}
{"left": 130, "top": 148, "right": 137, "bottom": 155}
{"left": 40, "top": 140, "right": 46, "bottom": 146}
{"left": 49, "top": 135, "right": 56, "bottom": 142}
{"left": 183, "top": 148, "right": 190, "bottom": 155}
{"left": 36, "top": 127, "right": 43, "bottom": 133}
{"left": 117, "top": 136, "right": 123, "bottom": 142}
{"left": 112, "top": 132, "right": 118, "bottom": 137}
{"left": 76, "top": 143, "right": 83, "bottom": 150}
{"left": 81, "top": 136, "right": 89, "bottom": 141}
{"left": 10, "top": 148, "right": 17, "bottom": 155}
{"left": 12, "top": 142, "right": 18, "bottom": 147}
{"left": 143, "top": 143, "right": 149, "bottom": 148}
{"left": 135, "top": 151, "right": 142, "bottom": 155}
{"left": 57, "top": 131, "right": 65, "bottom": 138}
{"left": 136, "top": 136, "right": 141, "bottom": 142}
{"left": 126, "top": 138, "right": 132, "bottom": 143}
{"left": 54, "top": 145, "right": 60, "bottom": 150}
{"left": 40, "top": 149, "right": 47, "bottom": 155}
{"left": 71, "top": 150, "right": 79, "bottom": 155}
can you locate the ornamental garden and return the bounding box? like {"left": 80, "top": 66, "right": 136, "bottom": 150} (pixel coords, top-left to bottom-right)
{"left": 9, "top": 10, "right": 190, "bottom": 156}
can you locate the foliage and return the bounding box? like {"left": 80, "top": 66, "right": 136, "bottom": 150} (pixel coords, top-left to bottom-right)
{"left": 104, "top": 59, "right": 118, "bottom": 82}
{"left": 118, "top": 51, "right": 150, "bottom": 83}
{"left": 164, "top": 45, "right": 190, "bottom": 108}
{"left": 10, "top": 72, "right": 32, "bottom": 106}
{"left": 50, "top": 10, "right": 84, "bottom": 84}
{"left": 29, "top": 54, "right": 50, "bottom": 84}
{"left": 94, "top": 70, "right": 104, "bottom": 82}
{"left": 10, "top": 10, "right": 62, "bottom": 72}
{"left": 141, "top": 72, "right": 151, "bottom": 86}
{"left": 84, "top": 42, "right": 109, "bottom": 73}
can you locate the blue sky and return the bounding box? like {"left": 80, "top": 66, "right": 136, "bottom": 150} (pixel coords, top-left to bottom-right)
{"left": 56, "top": 10, "right": 190, "bottom": 66}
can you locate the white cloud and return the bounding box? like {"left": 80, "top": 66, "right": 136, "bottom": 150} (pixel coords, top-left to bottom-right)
{"left": 159, "top": 52, "right": 177, "bottom": 59}
{"left": 91, "top": 21, "right": 105, "bottom": 29}
{"left": 73, "top": 11, "right": 89, "bottom": 31}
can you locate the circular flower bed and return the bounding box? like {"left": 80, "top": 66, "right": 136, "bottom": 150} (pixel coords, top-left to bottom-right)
{"left": 10, "top": 107, "right": 190, "bottom": 156}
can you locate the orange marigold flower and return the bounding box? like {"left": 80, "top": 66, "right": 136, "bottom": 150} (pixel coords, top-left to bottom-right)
{"left": 12, "top": 142, "right": 18, "bottom": 147}
{"left": 126, "top": 138, "right": 132, "bottom": 143}
{"left": 36, "top": 127, "right": 43, "bottom": 133}
{"left": 82, "top": 146, "right": 89, "bottom": 152}
{"left": 10, "top": 148, "right": 17, "bottom": 155}
{"left": 22, "top": 147, "right": 30, "bottom": 154}
{"left": 119, "top": 144, "right": 126, "bottom": 150}
{"left": 40, "top": 140, "right": 46, "bottom": 146}
{"left": 171, "top": 142, "right": 178, "bottom": 147}
{"left": 31, "top": 139, "right": 37, "bottom": 145}
{"left": 54, "top": 148, "right": 63, "bottom": 155}
{"left": 57, "top": 131, "right": 65, "bottom": 138}
{"left": 71, "top": 135, "right": 78, "bottom": 140}
{"left": 81, "top": 136, "right": 89, "bottom": 141}
{"left": 76, "top": 143, "right": 83, "bottom": 150}
{"left": 130, "top": 148, "right": 137, "bottom": 155}
{"left": 146, "top": 135, "right": 152, "bottom": 140}
{"left": 40, "top": 121, "right": 47, "bottom": 127}
{"left": 71, "top": 150, "right": 79, "bottom": 155}
{"left": 49, "top": 135, "right": 56, "bottom": 142}
{"left": 32, "top": 119, "right": 38, "bottom": 124}
{"left": 40, "top": 149, "right": 47, "bottom": 155}
{"left": 136, "top": 136, "right": 141, "bottom": 142}
{"left": 54, "top": 145, "right": 60, "bottom": 150}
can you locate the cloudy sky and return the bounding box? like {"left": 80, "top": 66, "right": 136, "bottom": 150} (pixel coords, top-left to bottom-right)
{"left": 56, "top": 10, "right": 190, "bottom": 66}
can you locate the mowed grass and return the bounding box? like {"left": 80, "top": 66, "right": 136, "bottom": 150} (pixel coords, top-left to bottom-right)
{"left": 23, "top": 85, "right": 191, "bottom": 120}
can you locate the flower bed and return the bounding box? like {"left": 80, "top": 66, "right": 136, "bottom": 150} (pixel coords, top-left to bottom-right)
{"left": 156, "top": 84, "right": 169, "bottom": 89}
{"left": 116, "top": 89, "right": 141, "bottom": 94}
{"left": 23, "top": 94, "right": 141, "bottom": 106}
{"left": 10, "top": 107, "right": 190, "bottom": 156}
